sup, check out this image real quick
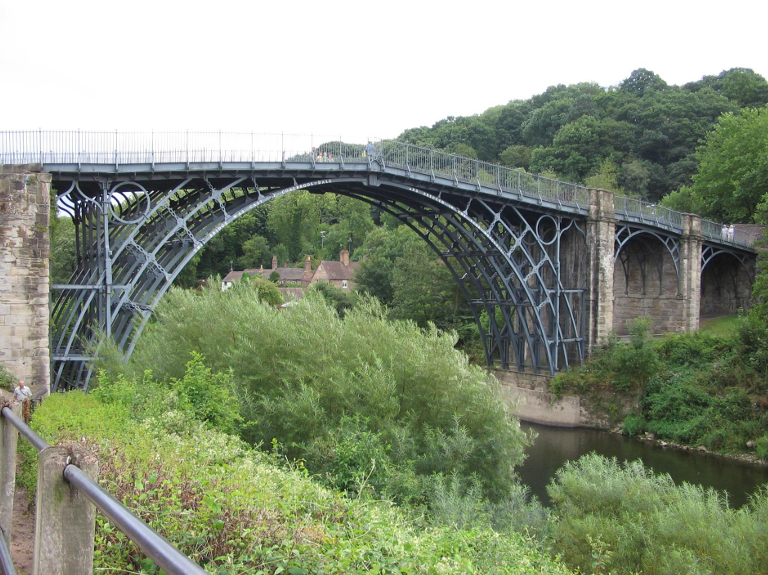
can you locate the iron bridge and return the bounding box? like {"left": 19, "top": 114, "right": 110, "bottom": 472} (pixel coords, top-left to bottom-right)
{"left": 0, "top": 131, "right": 758, "bottom": 390}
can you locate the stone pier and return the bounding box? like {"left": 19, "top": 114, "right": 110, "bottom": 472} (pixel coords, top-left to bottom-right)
{"left": 0, "top": 165, "right": 50, "bottom": 392}
{"left": 585, "top": 188, "right": 616, "bottom": 350}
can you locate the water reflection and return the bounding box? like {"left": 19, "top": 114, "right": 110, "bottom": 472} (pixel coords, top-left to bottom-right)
{"left": 518, "top": 421, "right": 768, "bottom": 508}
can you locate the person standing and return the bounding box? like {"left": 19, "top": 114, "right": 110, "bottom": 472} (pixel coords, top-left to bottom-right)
{"left": 13, "top": 379, "right": 32, "bottom": 424}
{"left": 365, "top": 141, "right": 375, "bottom": 159}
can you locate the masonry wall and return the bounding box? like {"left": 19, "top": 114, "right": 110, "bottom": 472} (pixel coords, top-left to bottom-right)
{"left": 493, "top": 369, "right": 636, "bottom": 429}
{"left": 612, "top": 244, "right": 683, "bottom": 335}
{"left": 0, "top": 165, "right": 50, "bottom": 391}
{"left": 584, "top": 189, "right": 616, "bottom": 350}
{"left": 700, "top": 256, "right": 753, "bottom": 316}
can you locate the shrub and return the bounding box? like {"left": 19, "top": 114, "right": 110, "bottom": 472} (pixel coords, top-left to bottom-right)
{"left": 548, "top": 453, "right": 768, "bottom": 575}
{"left": 23, "top": 392, "right": 574, "bottom": 574}
{"left": 550, "top": 319, "right": 658, "bottom": 396}
{"left": 0, "top": 363, "right": 16, "bottom": 391}
{"left": 756, "top": 433, "right": 768, "bottom": 460}
{"left": 621, "top": 411, "right": 646, "bottom": 436}
{"left": 111, "top": 288, "right": 532, "bottom": 506}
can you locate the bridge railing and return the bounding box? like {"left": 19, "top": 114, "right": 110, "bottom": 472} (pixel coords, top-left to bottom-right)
{"left": 1, "top": 130, "right": 761, "bottom": 248}
{"left": 2, "top": 130, "right": 592, "bottom": 210}
{"left": 0, "top": 400, "right": 206, "bottom": 575}
{"left": 614, "top": 196, "right": 683, "bottom": 230}
{"left": 0, "top": 130, "right": 374, "bottom": 166}
{"left": 378, "top": 141, "right": 591, "bottom": 210}
{"left": 701, "top": 218, "right": 761, "bottom": 247}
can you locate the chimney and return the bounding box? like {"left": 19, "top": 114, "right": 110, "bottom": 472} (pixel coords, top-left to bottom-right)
{"left": 340, "top": 249, "right": 349, "bottom": 266}
{"left": 304, "top": 256, "right": 312, "bottom": 273}
{"left": 272, "top": 255, "right": 277, "bottom": 270}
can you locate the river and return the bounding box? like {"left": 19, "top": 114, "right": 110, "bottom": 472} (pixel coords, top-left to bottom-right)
{"left": 518, "top": 421, "right": 768, "bottom": 508}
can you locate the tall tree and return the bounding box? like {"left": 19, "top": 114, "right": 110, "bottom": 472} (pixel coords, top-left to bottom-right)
{"left": 692, "top": 105, "right": 768, "bottom": 222}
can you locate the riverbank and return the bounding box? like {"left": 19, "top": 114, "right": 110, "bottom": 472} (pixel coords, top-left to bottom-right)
{"left": 498, "top": 322, "right": 768, "bottom": 466}
{"left": 519, "top": 421, "right": 768, "bottom": 508}
{"left": 630, "top": 432, "right": 768, "bottom": 467}
{"left": 493, "top": 361, "right": 768, "bottom": 469}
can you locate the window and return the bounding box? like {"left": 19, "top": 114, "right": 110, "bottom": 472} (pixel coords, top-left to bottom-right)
{"left": 342, "top": 280, "right": 348, "bottom": 289}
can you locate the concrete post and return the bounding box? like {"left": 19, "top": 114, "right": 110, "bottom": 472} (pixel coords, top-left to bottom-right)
{"left": 679, "top": 214, "right": 703, "bottom": 332}
{"left": 585, "top": 188, "right": 616, "bottom": 351}
{"left": 33, "top": 445, "right": 98, "bottom": 575}
{"left": 0, "top": 403, "right": 21, "bottom": 544}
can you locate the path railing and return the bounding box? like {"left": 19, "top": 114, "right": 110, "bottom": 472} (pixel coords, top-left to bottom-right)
{"left": 0, "top": 400, "right": 206, "bottom": 575}
{"left": 0, "top": 130, "right": 760, "bottom": 248}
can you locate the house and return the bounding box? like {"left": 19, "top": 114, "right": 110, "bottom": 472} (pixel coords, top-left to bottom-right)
{"left": 309, "top": 250, "right": 360, "bottom": 290}
{"left": 222, "top": 250, "right": 359, "bottom": 293}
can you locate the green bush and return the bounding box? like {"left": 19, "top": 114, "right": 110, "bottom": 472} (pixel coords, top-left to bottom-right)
{"left": 24, "top": 392, "right": 574, "bottom": 574}
{"left": 551, "top": 319, "right": 768, "bottom": 455}
{"left": 307, "top": 281, "right": 359, "bottom": 317}
{"left": 0, "top": 363, "right": 16, "bottom": 391}
{"left": 110, "top": 286, "right": 532, "bottom": 506}
{"left": 756, "top": 433, "right": 768, "bottom": 460}
{"left": 548, "top": 453, "right": 768, "bottom": 575}
{"left": 621, "top": 411, "right": 646, "bottom": 436}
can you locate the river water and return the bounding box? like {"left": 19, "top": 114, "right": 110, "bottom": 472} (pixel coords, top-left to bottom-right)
{"left": 518, "top": 421, "right": 768, "bottom": 508}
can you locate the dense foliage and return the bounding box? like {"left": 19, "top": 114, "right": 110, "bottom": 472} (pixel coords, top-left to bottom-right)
{"left": 662, "top": 104, "right": 768, "bottom": 222}
{"left": 548, "top": 454, "right": 768, "bottom": 575}
{"left": 0, "top": 362, "right": 16, "bottom": 391}
{"left": 550, "top": 321, "right": 768, "bottom": 455}
{"left": 399, "top": 68, "right": 768, "bottom": 202}
{"left": 107, "top": 281, "right": 531, "bottom": 506}
{"left": 21, "top": 392, "right": 571, "bottom": 574}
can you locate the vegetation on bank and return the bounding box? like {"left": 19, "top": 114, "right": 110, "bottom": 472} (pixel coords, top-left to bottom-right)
{"left": 26, "top": 279, "right": 766, "bottom": 574}
{"left": 548, "top": 454, "right": 768, "bottom": 575}
{"left": 21, "top": 392, "right": 571, "bottom": 574}
{"left": 97, "top": 279, "right": 533, "bottom": 509}
{"left": 550, "top": 316, "right": 768, "bottom": 458}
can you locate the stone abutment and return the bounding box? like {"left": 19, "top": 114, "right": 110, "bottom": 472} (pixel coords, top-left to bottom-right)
{"left": 0, "top": 165, "right": 50, "bottom": 392}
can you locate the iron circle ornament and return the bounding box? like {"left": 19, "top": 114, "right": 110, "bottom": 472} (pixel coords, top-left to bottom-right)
{"left": 535, "top": 214, "right": 559, "bottom": 245}
{"left": 109, "top": 181, "right": 151, "bottom": 224}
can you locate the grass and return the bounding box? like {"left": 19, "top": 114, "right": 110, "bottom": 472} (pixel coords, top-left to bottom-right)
{"left": 699, "top": 315, "right": 740, "bottom": 338}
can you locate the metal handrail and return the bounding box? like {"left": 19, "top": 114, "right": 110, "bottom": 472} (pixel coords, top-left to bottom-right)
{"left": 1, "top": 407, "right": 49, "bottom": 452}
{"left": 0, "top": 130, "right": 760, "bottom": 248}
{"left": 63, "top": 465, "right": 206, "bottom": 575}
{"left": 0, "top": 525, "right": 17, "bottom": 575}
{"left": 0, "top": 405, "right": 206, "bottom": 575}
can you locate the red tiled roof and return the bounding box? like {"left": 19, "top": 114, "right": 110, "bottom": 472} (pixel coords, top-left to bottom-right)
{"left": 317, "top": 261, "right": 360, "bottom": 281}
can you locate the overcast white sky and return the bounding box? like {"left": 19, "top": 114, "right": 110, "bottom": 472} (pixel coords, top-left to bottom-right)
{"left": 1, "top": 0, "right": 766, "bottom": 143}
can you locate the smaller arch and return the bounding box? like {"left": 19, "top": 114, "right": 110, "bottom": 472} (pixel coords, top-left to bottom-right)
{"left": 612, "top": 225, "right": 684, "bottom": 336}
{"left": 701, "top": 244, "right": 755, "bottom": 283}
{"left": 615, "top": 225, "right": 681, "bottom": 295}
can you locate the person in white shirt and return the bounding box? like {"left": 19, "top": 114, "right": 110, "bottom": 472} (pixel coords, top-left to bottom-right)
{"left": 13, "top": 380, "right": 32, "bottom": 423}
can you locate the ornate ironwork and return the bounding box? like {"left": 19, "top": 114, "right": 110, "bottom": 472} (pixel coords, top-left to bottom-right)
{"left": 615, "top": 225, "right": 682, "bottom": 295}
{"left": 0, "top": 131, "right": 758, "bottom": 389}
{"left": 701, "top": 242, "right": 755, "bottom": 282}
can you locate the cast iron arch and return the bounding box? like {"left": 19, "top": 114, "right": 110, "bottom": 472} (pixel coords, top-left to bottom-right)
{"left": 614, "top": 225, "right": 681, "bottom": 295}
{"left": 51, "top": 174, "right": 587, "bottom": 390}
{"left": 701, "top": 243, "right": 755, "bottom": 282}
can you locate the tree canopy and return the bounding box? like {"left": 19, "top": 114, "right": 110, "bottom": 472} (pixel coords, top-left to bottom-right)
{"left": 396, "top": 68, "right": 767, "bottom": 201}
{"left": 692, "top": 105, "right": 768, "bottom": 222}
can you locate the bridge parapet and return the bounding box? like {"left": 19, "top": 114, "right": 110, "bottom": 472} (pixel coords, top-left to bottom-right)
{"left": 1, "top": 130, "right": 758, "bottom": 249}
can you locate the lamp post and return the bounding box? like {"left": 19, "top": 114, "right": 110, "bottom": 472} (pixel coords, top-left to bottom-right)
{"left": 320, "top": 230, "right": 326, "bottom": 250}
